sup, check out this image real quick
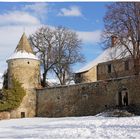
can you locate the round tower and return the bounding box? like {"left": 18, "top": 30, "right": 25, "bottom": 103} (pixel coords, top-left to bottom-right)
{"left": 7, "top": 33, "right": 41, "bottom": 118}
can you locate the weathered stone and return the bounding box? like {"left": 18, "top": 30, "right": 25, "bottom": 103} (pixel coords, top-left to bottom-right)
{"left": 75, "top": 58, "right": 135, "bottom": 83}
{"left": 36, "top": 76, "right": 140, "bottom": 117}
{"left": 6, "top": 33, "right": 41, "bottom": 118}
{"left": 0, "top": 112, "right": 10, "bottom": 120}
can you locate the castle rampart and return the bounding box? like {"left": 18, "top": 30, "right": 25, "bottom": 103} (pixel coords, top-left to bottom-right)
{"left": 36, "top": 75, "right": 140, "bottom": 117}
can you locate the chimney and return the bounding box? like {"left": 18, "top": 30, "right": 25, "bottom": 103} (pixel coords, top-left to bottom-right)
{"left": 111, "top": 35, "right": 118, "bottom": 47}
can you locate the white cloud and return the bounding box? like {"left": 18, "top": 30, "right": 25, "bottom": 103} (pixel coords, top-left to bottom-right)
{"left": 58, "top": 6, "right": 82, "bottom": 17}
{"left": 0, "top": 11, "right": 40, "bottom": 26}
{"left": 77, "top": 30, "right": 101, "bottom": 44}
{"left": 0, "top": 25, "right": 42, "bottom": 75}
{"left": 23, "top": 3, "right": 48, "bottom": 19}
{"left": 0, "top": 3, "right": 48, "bottom": 27}
{"left": 0, "top": 3, "right": 47, "bottom": 80}
{"left": 0, "top": 25, "right": 101, "bottom": 76}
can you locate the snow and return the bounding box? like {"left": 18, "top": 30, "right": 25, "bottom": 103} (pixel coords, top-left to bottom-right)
{"left": 0, "top": 116, "right": 140, "bottom": 138}
{"left": 0, "top": 73, "right": 3, "bottom": 89}
{"left": 7, "top": 51, "right": 39, "bottom": 61}
{"left": 76, "top": 45, "right": 131, "bottom": 73}
{"left": 0, "top": 82, "right": 2, "bottom": 89}
{"left": 46, "top": 78, "right": 60, "bottom": 86}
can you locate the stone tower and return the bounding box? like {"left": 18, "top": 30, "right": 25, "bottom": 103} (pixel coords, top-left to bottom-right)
{"left": 7, "top": 33, "right": 40, "bottom": 118}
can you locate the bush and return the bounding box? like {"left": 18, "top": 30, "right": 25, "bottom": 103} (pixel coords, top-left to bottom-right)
{"left": 0, "top": 78, "right": 26, "bottom": 111}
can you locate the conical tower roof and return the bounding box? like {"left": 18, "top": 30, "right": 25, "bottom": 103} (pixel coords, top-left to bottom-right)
{"left": 15, "top": 32, "right": 33, "bottom": 53}
{"left": 7, "top": 33, "right": 39, "bottom": 61}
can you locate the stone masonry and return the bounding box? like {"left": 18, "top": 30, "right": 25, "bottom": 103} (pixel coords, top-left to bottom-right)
{"left": 36, "top": 76, "right": 140, "bottom": 117}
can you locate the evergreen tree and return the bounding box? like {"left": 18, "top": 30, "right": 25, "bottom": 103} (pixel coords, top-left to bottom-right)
{"left": 0, "top": 78, "right": 26, "bottom": 111}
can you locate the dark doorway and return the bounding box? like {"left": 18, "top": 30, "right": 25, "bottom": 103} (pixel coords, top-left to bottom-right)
{"left": 118, "top": 91, "right": 122, "bottom": 106}
{"left": 118, "top": 89, "right": 128, "bottom": 107}
{"left": 21, "top": 112, "right": 25, "bottom": 118}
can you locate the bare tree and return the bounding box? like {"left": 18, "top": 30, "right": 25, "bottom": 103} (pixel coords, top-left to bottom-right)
{"left": 30, "top": 26, "right": 84, "bottom": 86}
{"left": 103, "top": 2, "right": 140, "bottom": 75}
{"left": 29, "top": 27, "right": 56, "bottom": 87}
{"left": 52, "top": 26, "right": 84, "bottom": 85}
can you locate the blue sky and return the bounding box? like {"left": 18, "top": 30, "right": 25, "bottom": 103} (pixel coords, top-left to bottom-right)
{"left": 0, "top": 2, "right": 108, "bottom": 29}
{"left": 0, "top": 2, "right": 112, "bottom": 76}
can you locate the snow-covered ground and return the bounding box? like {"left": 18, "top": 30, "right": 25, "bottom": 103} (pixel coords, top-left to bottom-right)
{"left": 0, "top": 116, "right": 140, "bottom": 139}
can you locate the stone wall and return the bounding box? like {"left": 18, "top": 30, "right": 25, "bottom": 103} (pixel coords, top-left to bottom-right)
{"left": 97, "top": 58, "right": 134, "bottom": 81}
{"left": 75, "top": 66, "right": 97, "bottom": 83}
{"left": 0, "top": 112, "right": 10, "bottom": 120}
{"left": 7, "top": 59, "right": 40, "bottom": 89}
{"left": 0, "top": 89, "right": 37, "bottom": 119}
{"left": 75, "top": 58, "right": 134, "bottom": 84}
{"left": 10, "top": 89, "right": 37, "bottom": 119}
{"left": 7, "top": 58, "right": 40, "bottom": 118}
{"left": 36, "top": 76, "right": 140, "bottom": 117}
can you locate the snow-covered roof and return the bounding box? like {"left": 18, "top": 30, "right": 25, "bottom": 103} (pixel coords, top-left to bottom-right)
{"left": 7, "top": 51, "right": 39, "bottom": 61}
{"left": 7, "top": 33, "right": 39, "bottom": 61}
{"left": 76, "top": 45, "right": 131, "bottom": 73}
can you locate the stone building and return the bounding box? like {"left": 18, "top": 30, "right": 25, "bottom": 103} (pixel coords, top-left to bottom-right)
{"left": 6, "top": 33, "right": 41, "bottom": 118}
{"left": 75, "top": 37, "right": 134, "bottom": 83}
{"left": 0, "top": 33, "right": 140, "bottom": 119}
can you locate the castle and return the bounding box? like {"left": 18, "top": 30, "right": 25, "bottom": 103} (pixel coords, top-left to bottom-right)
{"left": 6, "top": 33, "right": 40, "bottom": 118}
{"left": 0, "top": 33, "right": 140, "bottom": 119}
{"left": 75, "top": 36, "right": 134, "bottom": 83}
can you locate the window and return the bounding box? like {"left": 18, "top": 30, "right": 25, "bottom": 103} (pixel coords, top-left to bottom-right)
{"left": 124, "top": 61, "right": 129, "bottom": 71}
{"left": 107, "top": 64, "right": 112, "bottom": 73}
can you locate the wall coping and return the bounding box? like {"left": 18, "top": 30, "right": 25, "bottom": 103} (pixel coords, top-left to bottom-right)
{"left": 36, "top": 75, "right": 139, "bottom": 91}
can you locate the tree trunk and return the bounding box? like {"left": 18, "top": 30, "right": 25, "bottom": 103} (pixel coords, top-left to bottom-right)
{"left": 133, "top": 58, "right": 140, "bottom": 75}
{"left": 42, "top": 71, "right": 47, "bottom": 87}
